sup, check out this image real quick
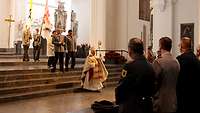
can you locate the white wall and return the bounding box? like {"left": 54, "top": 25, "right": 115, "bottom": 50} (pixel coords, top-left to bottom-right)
{"left": 173, "top": 0, "right": 199, "bottom": 56}
{"left": 0, "top": 0, "right": 10, "bottom": 48}
{"left": 153, "top": 0, "right": 173, "bottom": 52}
{"left": 71, "top": 0, "right": 90, "bottom": 45}
{"left": 153, "top": 0, "right": 200, "bottom": 56}
{"left": 107, "top": 0, "right": 150, "bottom": 51}
{"left": 0, "top": 0, "right": 26, "bottom": 48}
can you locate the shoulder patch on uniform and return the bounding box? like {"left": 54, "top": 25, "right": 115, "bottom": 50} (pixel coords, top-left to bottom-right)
{"left": 121, "top": 69, "right": 127, "bottom": 78}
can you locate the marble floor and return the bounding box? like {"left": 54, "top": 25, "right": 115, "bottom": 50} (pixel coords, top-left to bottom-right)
{"left": 0, "top": 87, "right": 115, "bottom": 113}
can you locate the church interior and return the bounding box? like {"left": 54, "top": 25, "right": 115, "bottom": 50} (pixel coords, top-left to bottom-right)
{"left": 0, "top": 0, "right": 200, "bottom": 113}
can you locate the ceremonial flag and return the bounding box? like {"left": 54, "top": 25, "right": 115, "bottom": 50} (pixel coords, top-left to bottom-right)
{"left": 43, "top": 0, "right": 50, "bottom": 24}
{"left": 41, "top": 0, "right": 51, "bottom": 38}
{"left": 28, "top": 0, "right": 33, "bottom": 20}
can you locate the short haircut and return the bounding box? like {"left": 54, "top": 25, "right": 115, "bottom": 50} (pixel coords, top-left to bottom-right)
{"left": 36, "top": 29, "right": 39, "bottom": 32}
{"left": 128, "top": 38, "right": 144, "bottom": 55}
{"left": 68, "top": 30, "right": 72, "bottom": 33}
{"left": 52, "top": 30, "right": 56, "bottom": 34}
{"left": 159, "top": 37, "right": 172, "bottom": 51}
{"left": 181, "top": 37, "right": 192, "bottom": 50}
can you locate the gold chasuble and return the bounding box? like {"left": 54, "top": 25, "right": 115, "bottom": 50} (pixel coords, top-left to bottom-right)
{"left": 81, "top": 55, "right": 108, "bottom": 91}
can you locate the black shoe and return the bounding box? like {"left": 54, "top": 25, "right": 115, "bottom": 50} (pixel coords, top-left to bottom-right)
{"left": 71, "top": 66, "right": 74, "bottom": 69}
{"left": 65, "top": 68, "right": 69, "bottom": 71}
{"left": 51, "top": 68, "right": 56, "bottom": 72}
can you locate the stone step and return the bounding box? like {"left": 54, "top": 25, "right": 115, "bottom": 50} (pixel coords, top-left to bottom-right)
{"left": 0, "top": 58, "right": 85, "bottom": 66}
{"left": 106, "top": 76, "right": 121, "bottom": 82}
{"left": 0, "top": 64, "right": 121, "bottom": 75}
{"left": 0, "top": 71, "right": 81, "bottom": 81}
{"left": 0, "top": 72, "right": 121, "bottom": 88}
{"left": 0, "top": 55, "right": 48, "bottom": 58}
{"left": 103, "top": 81, "right": 118, "bottom": 87}
{"left": 0, "top": 52, "right": 15, "bottom": 55}
{"left": 0, "top": 48, "right": 15, "bottom": 52}
{"left": 0, "top": 68, "right": 121, "bottom": 81}
{"left": 0, "top": 61, "right": 121, "bottom": 103}
{"left": 0, "top": 66, "right": 82, "bottom": 75}
{"left": 0, "top": 80, "right": 81, "bottom": 95}
{"left": 0, "top": 76, "right": 120, "bottom": 95}
{"left": 0, "top": 81, "right": 118, "bottom": 103}
{"left": 0, "top": 76, "right": 81, "bottom": 88}
{"left": 0, "top": 87, "right": 77, "bottom": 103}
{"left": 0, "top": 60, "right": 48, "bottom": 66}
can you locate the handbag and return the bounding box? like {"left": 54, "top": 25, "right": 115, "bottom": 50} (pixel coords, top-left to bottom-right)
{"left": 91, "top": 100, "right": 119, "bottom": 113}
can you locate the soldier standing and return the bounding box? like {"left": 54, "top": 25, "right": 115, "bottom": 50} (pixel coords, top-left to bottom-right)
{"left": 33, "top": 28, "right": 41, "bottom": 62}
{"left": 22, "top": 25, "right": 32, "bottom": 62}
{"left": 115, "top": 38, "right": 156, "bottom": 113}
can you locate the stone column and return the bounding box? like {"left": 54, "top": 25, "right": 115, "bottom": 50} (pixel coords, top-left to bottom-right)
{"left": 89, "top": 0, "right": 106, "bottom": 49}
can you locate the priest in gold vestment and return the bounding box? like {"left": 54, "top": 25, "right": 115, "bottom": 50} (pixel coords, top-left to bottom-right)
{"left": 81, "top": 48, "right": 108, "bottom": 91}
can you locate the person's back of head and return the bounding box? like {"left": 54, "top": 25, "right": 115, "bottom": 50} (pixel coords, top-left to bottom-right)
{"left": 180, "top": 37, "right": 192, "bottom": 53}
{"left": 52, "top": 30, "right": 56, "bottom": 35}
{"left": 68, "top": 30, "right": 73, "bottom": 36}
{"left": 68, "top": 30, "right": 72, "bottom": 33}
{"left": 159, "top": 37, "right": 172, "bottom": 52}
{"left": 128, "top": 38, "right": 144, "bottom": 58}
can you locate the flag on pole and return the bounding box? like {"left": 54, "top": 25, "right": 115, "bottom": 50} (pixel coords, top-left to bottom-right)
{"left": 28, "top": 0, "right": 33, "bottom": 20}
{"left": 41, "top": 0, "right": 51, "bottom": 38}
{"left": 43, "top": 0, "right": 50, "bottom": 25}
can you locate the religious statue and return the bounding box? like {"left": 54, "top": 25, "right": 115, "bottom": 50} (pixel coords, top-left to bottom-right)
{"left": 54, "top": 1, "right": 67, "bottom": 32}
{"left": 71, "top": 10, "right": 78, "bottom": 39}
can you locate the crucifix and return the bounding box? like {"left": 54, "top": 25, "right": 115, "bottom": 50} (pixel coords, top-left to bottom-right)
{"left": 5, "top": 15, "right": 15, "bottom": 48}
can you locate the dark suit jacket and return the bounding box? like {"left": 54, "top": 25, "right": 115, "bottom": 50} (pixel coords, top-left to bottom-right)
{"left": 115, "top": 55, "right": 155, "bottom": 113}
{"left": 176, "top": 51, "right": 200, "bottom": 112}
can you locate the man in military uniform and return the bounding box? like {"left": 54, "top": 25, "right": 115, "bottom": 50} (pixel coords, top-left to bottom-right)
{"left": 115, "top": 38, "right": 156, "bottom": 113}
{"left": 33, "top": 29, "right": 41, "bottom": 62}
{"left": 65, "top": 30, "right": 77, "bottom": 71}
{"left": 22, "top": 25, "right": 32, "bottom": 61}
{"left": 52, "top": 30, "right": 65, "bottom": 72}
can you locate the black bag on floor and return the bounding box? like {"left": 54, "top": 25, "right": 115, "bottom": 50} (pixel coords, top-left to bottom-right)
{"left": 91, "top": 100, "right": 119, "bottom": 113}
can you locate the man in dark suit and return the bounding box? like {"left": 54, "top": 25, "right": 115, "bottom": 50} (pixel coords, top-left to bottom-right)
{"left": 176, "top": 37, "right": 200, "bottom": 112}
{"left": 115, "top": 38, "right": 156, "bottom": 113}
